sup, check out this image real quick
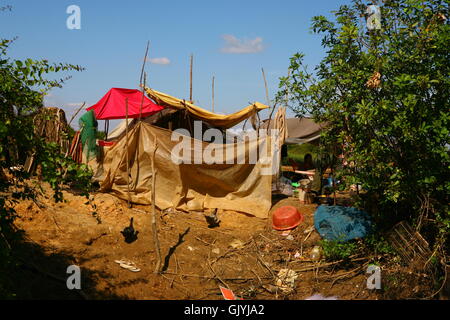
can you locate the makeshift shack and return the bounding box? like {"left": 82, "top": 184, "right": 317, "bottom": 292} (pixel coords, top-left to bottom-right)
{"left": 98, "top": 121, "right": 273, "bottom": 217}
{"left": 24, "top": 107, "right": 71, "bottom": 173}
{"left": 85, "top": 87, "right": 273, "bottom": 218}
{"left": 33, "top": 107, "right": 71, "bottom": 152}
{"left": 261, "top": 116, "right": 327, "bottom": 196}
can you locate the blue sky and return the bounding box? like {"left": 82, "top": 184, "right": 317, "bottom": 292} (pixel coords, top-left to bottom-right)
{"left": 1, "top": 0, "right": 353, "bottom": 129}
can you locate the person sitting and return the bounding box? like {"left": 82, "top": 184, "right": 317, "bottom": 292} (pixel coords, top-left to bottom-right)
{"left": 299, "top": 153, "right": 314, "bottom": 171}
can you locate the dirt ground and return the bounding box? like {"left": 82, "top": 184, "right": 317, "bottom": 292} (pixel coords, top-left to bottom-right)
{"left": 8, "top": 182, "right": 434, "bottom": 300}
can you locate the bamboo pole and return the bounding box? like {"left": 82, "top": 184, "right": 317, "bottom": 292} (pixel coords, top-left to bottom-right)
{"left": 262, "top": 68, "right": 275, "bottom": 132}
{"left": 139, "top": 41, "right": 150, "bottom": 87}
{"left": 151, "top": 135, "right": 162, "bottom": 273}
{"left": 68, "top": 102, "right": 86, "bottom": 126}
{"left": 125, "top": 98, "right": 132, "bottom": 208}
{"left": 139, "top": 72, "right": 147, "bottom": 121}
{"left": 262, "top": 68, "right": 270, "bottom": 108}
{"left": 139, "top": 41, "right": 150, "bottom": 121}
{"left": 104, "top": 119, "right": 109, "bottom": 140}
{"left": 189, "top": 54, "right": 193, "bottom": 103}
{"left": 212, "top": 75, "right": 215, "bottom": 113}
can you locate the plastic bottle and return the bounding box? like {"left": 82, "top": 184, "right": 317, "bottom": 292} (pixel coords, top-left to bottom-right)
{"left": 310, "top": 246, "right": 322, "bottom": 261}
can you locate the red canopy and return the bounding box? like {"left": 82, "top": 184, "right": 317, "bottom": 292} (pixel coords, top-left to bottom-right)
{"left": 87, "top": 88, "right": 165, "bottom": 120}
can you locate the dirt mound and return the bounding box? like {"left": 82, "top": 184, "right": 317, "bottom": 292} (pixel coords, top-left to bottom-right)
{"left": 10, "top": 182, "right": 421, "bottom": 300}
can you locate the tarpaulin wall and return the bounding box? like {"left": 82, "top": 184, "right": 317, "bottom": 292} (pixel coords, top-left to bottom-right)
{"left": 97, "top": 122, "right": 273, "bottom": 218}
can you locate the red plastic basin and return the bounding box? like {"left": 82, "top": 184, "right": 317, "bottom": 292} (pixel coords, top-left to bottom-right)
{"left": 272, "top": 206, "right": 304, "bottom": 231}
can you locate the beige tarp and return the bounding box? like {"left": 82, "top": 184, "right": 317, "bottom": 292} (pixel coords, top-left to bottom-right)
{"left": 262, "top": 117, "right": 324, "bottom": 144}
{"left": 272, "top": 106, "right": 288, "bottom": 147}
{"left": 144, "top": 87, "right": 269, "bottom": 129}
{"left": 97, "top": 121, "right": 273, "bottom": 218}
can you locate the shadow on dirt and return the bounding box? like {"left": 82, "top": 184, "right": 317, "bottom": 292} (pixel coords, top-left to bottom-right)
{"left": 161, "top": 227, "right": 190, "bottom": 273}
{"left": 1, "top": 228, "right": 126, "bottom": 300}
{"left": 272, "top": 194, "right": 289, "bottom": 207}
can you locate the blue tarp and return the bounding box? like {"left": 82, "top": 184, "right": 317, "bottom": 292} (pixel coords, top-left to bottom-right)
{"left": 314, "top": 205, "right": 372, "bottom": 242}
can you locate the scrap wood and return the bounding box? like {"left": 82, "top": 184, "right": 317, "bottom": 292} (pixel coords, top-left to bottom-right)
{"left": 195, "top": 236, "right": 215, "bottom": 246}
{"left": 289, "top": 256, "right": 368, "bottom": 265}
{"left": 274, "top": 256, "right": 370, "bottom": 273}
{"left": 162, "top": 271, "right": 271, "bottom": 282}
{"left": 329, "top": 263, "right": 369, "bottom": 288}
{"left": 303, "top": 229, "right": 314, "bottom": 242}
{"left": 258, "top": 233, "right": 276, "bottom": 243}
{"left": 422, "top": 261, "right": 449, "bottom": 300}
{"left": 207, "top": 257, "right": 229, "bottom": 288}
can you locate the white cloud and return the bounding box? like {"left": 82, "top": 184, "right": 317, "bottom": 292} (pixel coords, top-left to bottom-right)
{"left": 147, "top": 57, "right": 171, "bottom": 65}
{"left": 221, "top": 34, "right": 264, "bottom": 54}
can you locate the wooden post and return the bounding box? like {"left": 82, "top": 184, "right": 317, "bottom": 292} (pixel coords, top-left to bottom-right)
{"left": 189, "top": 54, "right": 193, "bottom": 103}
{"left": 125, "top": 98, "right": 132, "bottom": 208}
{"left": 68, "top": 102, "right": 86, "bottom": 126}
{"left": 262, "top": 68, "right": 275, "bottom": 132}
{"left": 139, "top": 72, "right": 147, "bottom": 121}
{"left": 104, "top": 119, "right": 109, "bottom": 140}
{"left": 139, "top": 41, "right": 150, "bottom": 121}
{"left": 151, "top": 136, "right": 162, "bottom": 273}
{"left": 139, "top": 41, "right": 150, "bottom": 87}
{"left": 212, "top": 76, "right": 215, "bottom": 113}
{"left": 262, "top": 68, "right": 270, "bottom": 108}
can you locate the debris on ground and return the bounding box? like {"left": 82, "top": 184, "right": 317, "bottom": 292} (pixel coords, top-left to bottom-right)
{"left": 114, "top": 260, "right": 141, "bottom": 272}
{"left": 275, "top": 269, "right": 299, "bottom": 293}
{"left": 305, "top": 294, "right": 338, "bottom": 300}
{"left": 229, "top": 239, "right": 245, "bottom": 249}
{"left": 11, "top": 184, "right": 420, "bottom": 300}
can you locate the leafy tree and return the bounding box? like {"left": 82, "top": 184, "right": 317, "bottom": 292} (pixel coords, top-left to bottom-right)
{"left": 1, "top": 7, "right": 87, "bottom": 297}
{"left": 278, "top": 0, "right": 449, "bottom": 254}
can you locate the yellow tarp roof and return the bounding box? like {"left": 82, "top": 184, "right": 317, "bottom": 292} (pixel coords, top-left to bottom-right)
{"left": 144, "top": 86, "right": 269, "bottom": 129}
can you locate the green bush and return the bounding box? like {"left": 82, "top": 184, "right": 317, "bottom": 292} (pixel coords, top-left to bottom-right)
{"left": 38, "top": 142, "right": 94, "bottom": 202}
{"left": 1, "top": 8, "right": 84, "bottom": 298}
{"left": 320, "top": 239, "right": 358, "bottom": 261}
{"left": 277, "top": 0, "right": 450, "bottom": 255}
{"left": 363, "top": 234, "right": 396, "bottom": 256}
